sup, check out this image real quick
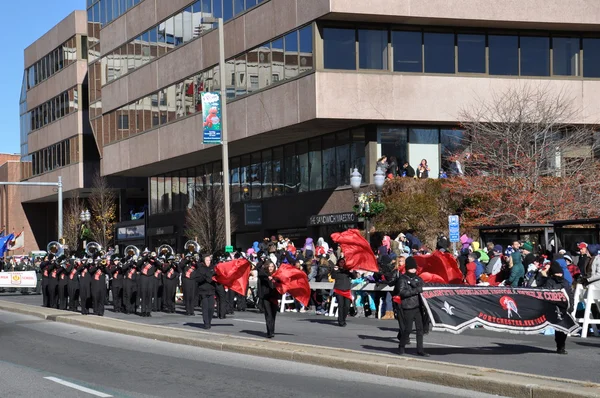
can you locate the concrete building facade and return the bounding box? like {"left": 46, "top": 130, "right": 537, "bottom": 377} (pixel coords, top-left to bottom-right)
{"left": 78, "top": 0, "right": 600, "bottom": 250}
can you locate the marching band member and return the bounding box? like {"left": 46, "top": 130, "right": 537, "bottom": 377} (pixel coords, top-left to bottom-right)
{"left": 139, "top": 252, "right": 158, "bottom": 317}
{"left": 90, "top": 258, "right": 107, "bottom": 316}
{"left": 79, "top": 259, "right": 93, "bottom": 315}
{"left": 67, "top": 258, "right": 80, "bottom": 312}
{"left": 122, "top": 255, "right": 138, "bottom": 315}
{"left": 197, "top": 254, "right": 217, "bottom": 329}
{"left": 181, "top": 254, "right": 199, "bottom": 316}
{"left": 162, "top": 255, "right": 179, "bottom": 314}
{"left": 109, "top": 256, "right": 124, "bottom": 313}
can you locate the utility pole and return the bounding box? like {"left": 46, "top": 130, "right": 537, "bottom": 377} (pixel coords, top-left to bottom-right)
{"left": 218, "top": 17, "right": 231, "bottom": 247}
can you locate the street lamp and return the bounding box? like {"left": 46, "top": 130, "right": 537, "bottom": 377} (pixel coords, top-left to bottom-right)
{"left": 373, "top": 166, "right": 385, "bottom": 200}
{"left": 350, "top": 168, "right": 362, "bottom": 200}
{"left": 79, "top": 209, "right": 91, "bottom": 251}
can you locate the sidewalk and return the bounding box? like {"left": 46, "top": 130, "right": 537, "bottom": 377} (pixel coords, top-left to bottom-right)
{"left": 0, "top": 299, "right": 598, "bottom": 398}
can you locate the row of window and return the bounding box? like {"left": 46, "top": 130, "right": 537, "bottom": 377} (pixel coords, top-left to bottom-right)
{"left": 29, "top": 136, "right": 79, "bottom": 177}
{"left": 26, "top": 36, "right": 79, "bottom": 90}
{"left": 323, "top": 26, "right": 600, "bottom": 77}
{"left": 27, "top": 87, "right": 79, "bottom": 132}
{"left": 91, "top": 25, "right": 313, "bottom": 147}
{"left": 97, "top": 0, "right": 270, "bottom": 85}
{"left": 87, "top": 0, "right": 142, "bottom": 28}
{"left": 150, "top": 128, "right": 366, "bottom": 214}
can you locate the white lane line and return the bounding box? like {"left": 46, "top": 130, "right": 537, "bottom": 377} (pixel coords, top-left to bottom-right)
{"left": 424, "top": 342, "right": 464, "bottom": 348}
{"left": 231, "top": 318, "right": 265, "bottom": 324}
{"left": 43, "top": 377, "right": 112, "bottom": 397}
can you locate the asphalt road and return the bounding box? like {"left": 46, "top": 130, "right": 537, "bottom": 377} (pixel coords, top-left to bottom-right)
{"left": 0, "top": 310, "right": 504, "bottom": 398}
{"left": 3, "top": 293, "right": 599, "bottom": 384}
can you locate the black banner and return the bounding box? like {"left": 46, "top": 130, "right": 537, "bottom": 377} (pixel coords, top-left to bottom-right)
{"left": 421, "top": 286, "right": 580, "bottom": 335}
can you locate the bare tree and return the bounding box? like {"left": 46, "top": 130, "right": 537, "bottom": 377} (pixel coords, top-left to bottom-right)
{"left": 62, "top": 195, "right": 84, "bottom": 252}
{"left": 88, "top": 173, "right": 117, "bottom": 248}
{"left": 447, "top": 84, "right": 600, "bottom": 226}
{"left": 185, "top": 187, "right": 236, "bottom": 254}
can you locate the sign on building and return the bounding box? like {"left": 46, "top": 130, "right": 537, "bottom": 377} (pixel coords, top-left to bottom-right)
{"left": 201, "top": 92, "right": 222, "bottom": 144}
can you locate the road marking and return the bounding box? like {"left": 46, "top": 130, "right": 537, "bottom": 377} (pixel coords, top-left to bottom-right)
{"left": 43, "top": 377, "right": 112, "bottom": 397}
{"left": 424, "top": 342, "right": 463, "bottom": 348}
{"left": 231, "top": 319, "right": 265, "bottom": 324}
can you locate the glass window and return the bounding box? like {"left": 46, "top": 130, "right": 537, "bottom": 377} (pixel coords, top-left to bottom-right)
{"left": 247, "top": 48, "right": 259, "bottom": 93}
{"left": 553, "top": 37, "right": 580, "bottom": 76}
{"left": 457, "top": 34, "right": 485, "bottom": 73}
{"left": 223, "top": 0, "right": 233, "bottom": 21}
{"left": 284, "top": 31, "right": 299, "bottom": 79}
{"left": 337, "top": 131, "right": 350, "bottom": 186}
{"left": 299, "top": 25, "right": 313, "bottom": 73}
{"left": 271, "top": 38, "right": 283, "bottom": 84}
{"left": 235, "top": 54, "right": 247, "bottom": 96}
{"left": 489, "top": 35, "right": 518, "bottom": 76}
{"left": 359, "top": 29, "right": 388, "bottom": 70}
{"left": 240, "top": 155, "right": 250, "bottom": 201}
{"left": 392, "top": 31, "right": 422, "bottom": 72}
{"left": 309, "top": 137, "right": 322, "bottom": 191}
{"left": 250, "top": 152, "right": 261, "bottom": 200}
{"left": 323, "top": 27, "right": 356, "bottom": 70}
{"left": 261, "top": 149, "right": 272, "bottom": 198}
{"left": 234, "top": 0, "right": 244, "bottom": 15}
{"left": 440, "top": 128, "right": 466, "bottom": 175}
{"left": 272, "top": 146, "right": 283, "bottom": 196}
{"left": 156, "top": 176, "right": 165, "bottom": 214}
{"left": 172, "top": 173, "right": 181, "bottom": 211}
{"left": 409, "top": 128, "right": 439, "bottom": 144}
{"left": 424, "top": 32, "right": 455, "bottom": 73}
{"left": 380, "top": 126, "right": 408, "bottom": 168}
{"left": 164, "top": 176, "right": 172, "bottom": 213}
{"left": 258, "top": 43, "right": 271, "bottom": 89}
{"left": 520, "top": 36, "right": 550, "bottom": 76}
{"left": 284, "top": 144, "right": 298, "bottom": 194}
{"left": 297, "top": 141, "right": 309, "bottom": 193}
{"left": 230, "top": 157, "right": 240, "bottom": 203}
{"left": 583, "top": 38, "right": 600, "bottom": 78}
{"left": 322, "top": 134, "right": 336, "bottom": 188}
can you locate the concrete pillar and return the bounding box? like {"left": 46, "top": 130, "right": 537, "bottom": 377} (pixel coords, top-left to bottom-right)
{"left": 364, "top": 125, "right": 379, "bottom": 184}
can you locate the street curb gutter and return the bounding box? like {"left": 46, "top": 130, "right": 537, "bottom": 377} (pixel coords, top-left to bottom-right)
{"left": 1, "top": 301, "right": 598, "bottom": 398}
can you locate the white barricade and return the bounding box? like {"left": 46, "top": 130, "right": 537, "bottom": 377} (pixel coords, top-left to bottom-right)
{"left": 0, "top": 271, "right": 37, "bottom": 288}
{"left": 578, "top": 285, "right": 600, "bottom": 338}
{"left": 279, "top": 293, "right": 296, "bottom": 313}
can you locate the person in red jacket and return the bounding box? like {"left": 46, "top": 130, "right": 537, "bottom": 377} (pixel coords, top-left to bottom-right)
{"left": 465, "top": 252, "right": 477, "bottom": 285}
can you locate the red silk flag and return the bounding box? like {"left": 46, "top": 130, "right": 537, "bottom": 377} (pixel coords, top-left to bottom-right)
{"left": 214, "top": 259, "right": 252, "bottom": 296}
{"left": 413, "top": 251, "right": 464, "bottom": 285}
{"left": 331, "top": 229, "right": 378, "bottom": 272}
{"left": 272, "top": 264, "right": 310, "bottom": 307}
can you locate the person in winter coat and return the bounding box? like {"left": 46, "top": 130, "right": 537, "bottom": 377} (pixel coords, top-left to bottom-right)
{"left": 485, "top": 245, "right": 504, "bottom": 275}
{"left": 577, "top": 242, "right": 593, "bottom": 278}
{"left": 387, "top": 156, "right": 398, "bottom": 178}
{"left": 465, "top": 253, "right": 477, "bottom": 285}
{"left": 197, "top": 254, "right": 217, "bottom": 329}
{"left": 331, "top": 258, "right": 353, "bottom": 327}
{"left": 317, "top": 237, "right": 329, "bottom": 254}
{"left": 257, "top": 260, "right": 281, "bottom": 338}
{"left": 402, "top": 162, "right": 415, "bottom": 178}
{"left": 397, "top": 257, "right": 429, "bottom": 357}
{"left": 542, "top": 261, "right": 573, "bottom": 354}
{"left": 506, "top": 253, "right": 525, "bottom": 287}
{"left": 553, "top": 254, "right": 573, "bottom": 286}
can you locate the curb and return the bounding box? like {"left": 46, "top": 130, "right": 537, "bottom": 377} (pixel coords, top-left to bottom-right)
{"left": 1, "top": 300, "right": 598, "bottom": 398}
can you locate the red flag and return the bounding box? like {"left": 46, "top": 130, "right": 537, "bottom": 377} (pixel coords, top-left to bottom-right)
{"left": 272, "top": 264, "right": 310, "bottom": 307}
{"left": 214, "top": 259, "right": 252, "bottom": 296}
{"left": 413, "top": 251, "right": 464, "bottom": 285}
{"left": 331, "top": 229, "right": 378, "bottom": 273}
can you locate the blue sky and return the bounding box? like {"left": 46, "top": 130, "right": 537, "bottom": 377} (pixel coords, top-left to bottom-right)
{"left": 0, "top": 0, "right": 83, "bottom": 155}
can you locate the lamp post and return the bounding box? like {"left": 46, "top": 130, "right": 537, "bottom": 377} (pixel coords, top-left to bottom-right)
{"left": 203, "top": 16, "right": 231, "bottom": 248}
{"left": 350, "top": 168, "right": 362, "bottom": 200}
{"left": 373, "top": 166, "right": 385, "bottom": 201}
{"left": 79, "top": 209, "right": 91, "bottom": 250}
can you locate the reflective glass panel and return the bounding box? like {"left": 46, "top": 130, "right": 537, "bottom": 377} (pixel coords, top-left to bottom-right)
{"left": 553, "top": 37, "right": 580, "bottom": 76}
{"left": 392, "top": 31, "right": 422, "bottom": 72}
{"left": 457, "top": 34, "right": 485, "bottom": 73}
{"left": 323, "top": 28, "right": 356, "bottom": 70}
{"left": 520, "top": 36, "right": 550, "bottom": 76}
{"left": 424, "top": 32, "right": 455, "bottom": 73}
{"left": 359, "top": 29, "right": 388, "bottom": 70}
{"left": 489, "top": 35, "right": 519, "bottom": 76}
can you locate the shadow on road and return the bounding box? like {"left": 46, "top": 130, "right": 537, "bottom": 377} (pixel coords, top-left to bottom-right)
{"left": 298, "top": 319, "right": 339, "bottom": 326}
{"left": 184, "top": 322, "right": 235, "bottom": 328}
{"left": 239, "top": 329, "right": 296, "bottom": 338}
{"left": 574, "top": 340, "right": 600, "bottom": 349}
{"left": 361, "top": 342, "right": 556, "bottom": 356}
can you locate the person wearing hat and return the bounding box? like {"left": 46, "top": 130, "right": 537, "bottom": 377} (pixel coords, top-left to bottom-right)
{"left": 486, "top": 245, "right": 504, "bottom": 276}
{"left": 197, "top": 254, "right": 217, "bottom": 329}
{"left": 577, "top": 242, "right": 592, "bottom": 278}
{"left": 108, "top": 256, "right": 124, "bottom": 313}
{"left": 138, "top": 252, "right": 158, "bottom": 317}
{"left": 522, "top": 242, "right": 535, "bottom": 269}
{"left": 162, "top": 255, "right": 180, "bottom": 313}
{"left": 505, "top": 251, "right": 525, "bottom": 287}
{"left": 541, "top": 260, "right": 573, "bottom": 354}
{"left": 181, "top": 254, "right": 200, "bottom": 316}
{"left": 89, "top": 258, "right": 108, "bottom": 316}
{"left": 397, "top": 257, "right": 429, "bottom": 357}
{"left": 331, "top": 258, "right": 353, "bottom": 327}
